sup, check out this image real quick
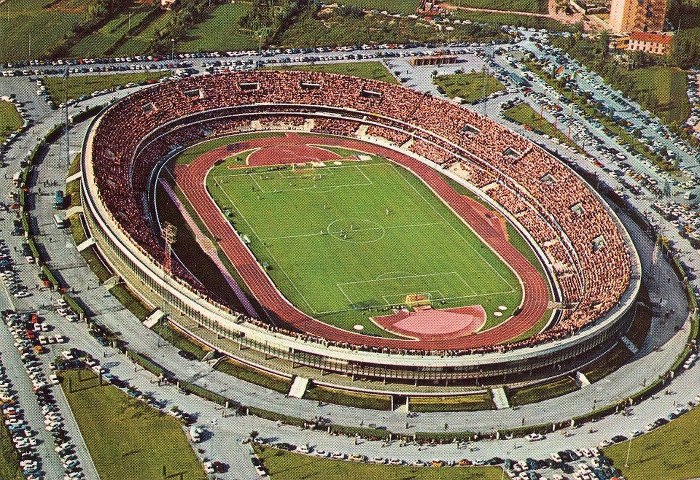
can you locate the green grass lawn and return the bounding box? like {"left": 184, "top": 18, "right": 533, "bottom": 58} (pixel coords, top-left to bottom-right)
{"left": 335, "top": 0, "right": 420, "bottom": 14}
{"left": 266, "top": 61, "right": 398, "bottom": 84}
{"left": 447, "top": 0, "right": 548, "bottom": 13}
{"left": 508, "top": 376, "right": 579, "bottom": 406}
{"left": 178, "top": 3, "right": 257, "bottom": 52}
{"left": 409, "top": 393, "right": 495, "bottom": 412}
{"left": 151, "top": 321, "right": 209, "bottom": 360}
{"left": 604, "top": 405, "right": 700, "bottom": 480}
{"left": 113, "top": 11, "right": 172, "bottom": 56}
{"left": 207, "top": 154, "right": 521, "bottom": 335}
{"left": 434, "top": 72, "right": 504, "bottom": 104}
{"left": 503, "top": 102, "right": 577, "bottom": 148}
{"left": 580, "top": 343, "right": 633, "bottom": 384}
{"left": 0, "top": 100, "right": 23, "bottom": 143}
{"left": 60, "top": 370, "right": 206, "bottom": 480}
{"left": 303, "top": 385, "right": 392, "bottom": 410}
{"left": 274, "top": 9, "right": 506, "bottom": 48}
{"left": 0, "top": 0, "right": 86, "bottom": 62}
{"left": 68, "top": 5, "right": 156, "bottom": 58}
{"left": 621, "top": 66, "right": 691, "bottom": 126}
{"left": 215, "top": 359, "right": 291, "bottom": 393}
{"left": 256, "top": 445, "right": 504, "bottom": 479}
{"left": 43, "top": 71, "right": 170, "bottom": 102}
{"left": 450, "top": 10, "right": 572, "bottom": 31}
{"left": 0, "top": 423, "right": 23, "bottom": 480}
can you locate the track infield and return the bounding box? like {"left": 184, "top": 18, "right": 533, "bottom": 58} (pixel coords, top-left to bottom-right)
{"left": 174, "top": 133, "right": 550, "bottom": 349}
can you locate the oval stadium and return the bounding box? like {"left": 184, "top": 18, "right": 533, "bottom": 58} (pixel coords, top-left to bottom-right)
{"left": 80, "top": 70, "right": 642, "bottom": 390}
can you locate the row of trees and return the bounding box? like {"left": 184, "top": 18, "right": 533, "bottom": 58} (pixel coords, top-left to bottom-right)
{"left": 667, "top": 0, "right": 700, "bottom": 68}
{"left": 670, "top": 28, "right": 700, "bottom": 69}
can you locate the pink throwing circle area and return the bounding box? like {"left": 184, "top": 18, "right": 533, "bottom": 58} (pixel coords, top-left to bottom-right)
{"left": 373, "top": 305, "right": 488, "bottom": 341}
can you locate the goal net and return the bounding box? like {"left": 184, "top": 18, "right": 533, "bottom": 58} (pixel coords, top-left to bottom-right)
{"left": 405, "top": 293, "right": 431, "bottom": 308}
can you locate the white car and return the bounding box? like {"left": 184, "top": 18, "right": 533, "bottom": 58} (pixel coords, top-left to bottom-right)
{"left": 525, "top": 433, "right": 545, "bottom": 442}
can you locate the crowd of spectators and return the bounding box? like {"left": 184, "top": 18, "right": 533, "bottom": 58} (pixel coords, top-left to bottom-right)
{"left": 88, "top": 70, "right": 633, "bottom": 355}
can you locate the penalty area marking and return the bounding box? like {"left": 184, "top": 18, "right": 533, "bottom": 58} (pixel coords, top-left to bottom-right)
{"left": 336, "top": 271, "right": 482, "bottom": 309}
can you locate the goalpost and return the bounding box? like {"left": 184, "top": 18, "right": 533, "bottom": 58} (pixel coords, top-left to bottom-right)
{"left": 405, "top": 293, "right": 431, "bottom": 308}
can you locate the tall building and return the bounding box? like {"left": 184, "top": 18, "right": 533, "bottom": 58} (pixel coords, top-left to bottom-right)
{"left": 609, "top": 0, "right": 667, "bottom": 33}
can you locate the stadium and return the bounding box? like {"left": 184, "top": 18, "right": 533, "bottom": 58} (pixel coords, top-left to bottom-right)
{"left": 80, "top": 70, "right": 641, "bottom": 392}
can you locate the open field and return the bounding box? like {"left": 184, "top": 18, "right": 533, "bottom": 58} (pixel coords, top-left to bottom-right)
{"left": 113, "top": 11, "right": 172, "bottom": 56}
{"left": 178, "top": 3, "right": 257, "bottom": 53}
{"left": 60, "top": 370, "right": 206, "bottom": 480}
{"left": 256, "top": 445, "right": 504, "bottom": 479}
{"left": 444, "top": 0, "right": 548, "bottom": 13}
{"left": 274, "top": 9, "right": 507, "bottom": 48}
{"left": 207, "top": 154, "right": 521, "bottom": 334}
{"left": 0, "top": 0, "right": 86, "bottom": 62}
{"left": 434, "top": 72, "right": 504, "bottom": 103}
{"left": 43, "top": 71, "right": 170, "bottom": 102}
{"left": 604, "top": 405, "right": 700, "bottom": 480}
{"left": 621, "top": 67, "right": 691, "bottom": 126}
{"left": 266, "top": 61, "right": 398, "bottom": 84}
{"left": 0, "top": 423, "right": 23, "bottom": 480}
{"left": 0, "top": 100, "right": 23, "bottom": 143}
{"left": 450, "top": 10, "right": 572, "bottom": 31}
{"left": 336, "top": 0, "right": 420, "bottom": 13}
{"left": 68, "top": 5, "right": 156, "bottom": 58}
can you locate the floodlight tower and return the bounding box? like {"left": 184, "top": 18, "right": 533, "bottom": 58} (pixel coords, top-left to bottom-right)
{"left": 161, "top": 222, "right": 177, "bottom": 274}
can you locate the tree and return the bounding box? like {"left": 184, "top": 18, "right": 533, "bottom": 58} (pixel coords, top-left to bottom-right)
{"left": 598, "top": 31, "right": 610, "bottom": 60}
{"left": 670, "top": 29, "right": 700, "bottom": 69}
{"left": 249, "top": 430, "right": 259, "bottom": 441}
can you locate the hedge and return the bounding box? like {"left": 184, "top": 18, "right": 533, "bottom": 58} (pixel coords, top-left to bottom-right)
{"left": 41, "top": 265, "right": 60, "bottom": 290}
{"left": 27, "top": 237, "right": 41, "bottom": 261}
{"left": 62, "top": 294, "right": 85, "bottom": 318}
{"left": 126, "top": 350, "right": 167, "bottom": 378}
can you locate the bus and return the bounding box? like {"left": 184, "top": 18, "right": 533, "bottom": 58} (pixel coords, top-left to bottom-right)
{"left": 54, "top": 190, "right": 64, "bottom": 209}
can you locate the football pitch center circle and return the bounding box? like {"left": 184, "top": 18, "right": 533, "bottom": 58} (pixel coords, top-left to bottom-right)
{"left": 326, "top": 217, "right": 386, "bottom": 243}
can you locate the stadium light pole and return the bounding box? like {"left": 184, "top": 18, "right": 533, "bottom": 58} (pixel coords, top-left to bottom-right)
{"left": 170, "top": 38, "right": 175, "bottom": 62}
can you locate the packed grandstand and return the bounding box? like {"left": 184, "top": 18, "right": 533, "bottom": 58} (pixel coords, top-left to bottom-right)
{"left": 80, "top": 71, "right": 640, "bottom": 382}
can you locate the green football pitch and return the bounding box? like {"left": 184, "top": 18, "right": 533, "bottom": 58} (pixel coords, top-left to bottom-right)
{"left": 207, "top": 154, "right": 522, "bottom": 336}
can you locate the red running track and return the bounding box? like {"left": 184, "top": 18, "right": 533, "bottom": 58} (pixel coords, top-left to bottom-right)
{"left": 175, "top": 133, "right": 549, "bottom": 350}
